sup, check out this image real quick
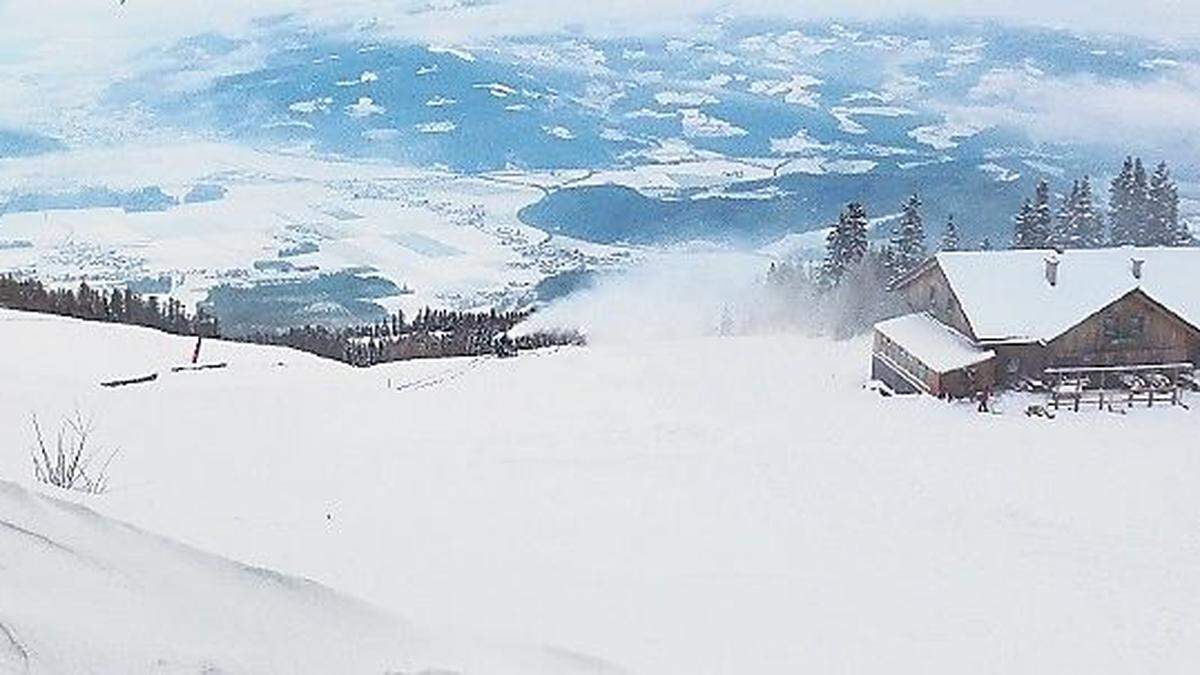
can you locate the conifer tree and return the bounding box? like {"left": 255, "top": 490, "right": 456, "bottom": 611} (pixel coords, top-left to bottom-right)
{"left": 1131, "top": 157, "right": 1151, "bottom": 244}
{"left": 1046, "top": 176, "right": 1106, "bottom": 250}
{"left": 1030, "top": 179, "right": 1053, "bottom": 247}
{"left": 1012, "top": 199, "right": 1037, "bottom": 249}
{"left": 1148, "top": 161, "right": 1185, "bottom": 246}
{"left": 821, "top": 202, "right": 870, "bottom": 289}
{"left": 1109, "top": 156, "right": 1138, "bottom": 246}
{"left": 939, "top": 213, "right": 961, "bottom": 252}
{"left": 889, "top": 193, "right": 926, "bottom": 280}
{"left": 1048, "top": 180, "right": 1078, "bottom": 250}
{"left": 1061, "top": 176, "right": 1105, "bottom": 248}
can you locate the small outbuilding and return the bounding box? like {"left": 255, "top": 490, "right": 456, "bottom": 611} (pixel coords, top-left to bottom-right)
{"left": 873, "top": 312, "right": 996, "bottom": 398}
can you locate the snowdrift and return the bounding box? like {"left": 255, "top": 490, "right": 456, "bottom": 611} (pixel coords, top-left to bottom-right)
{"left": 0, "top": 478, "right": 621, "bottom": 675}
{"left": 0, "top": 478, "right": 413, "bottom": 673}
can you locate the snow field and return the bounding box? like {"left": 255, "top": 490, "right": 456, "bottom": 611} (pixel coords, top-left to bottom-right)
{"left": 2, "top": 309, "right": 1200, "bottom": 673}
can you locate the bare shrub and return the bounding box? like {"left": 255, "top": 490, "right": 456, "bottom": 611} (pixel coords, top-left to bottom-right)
{"left": 30, "top": 411, "right": 118, "bottom": 494}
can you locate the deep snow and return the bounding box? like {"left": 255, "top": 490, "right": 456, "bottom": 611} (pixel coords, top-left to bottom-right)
{"left": 3, "top": 308, "right": 1200, "bottom": 673}
{"left": 0, "top": 477, "right": 614, "bottom": 674}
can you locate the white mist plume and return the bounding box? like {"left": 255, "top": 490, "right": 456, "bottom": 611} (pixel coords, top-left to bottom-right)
{"left": 516, "top": 251, "right": 783, "bottom": 344}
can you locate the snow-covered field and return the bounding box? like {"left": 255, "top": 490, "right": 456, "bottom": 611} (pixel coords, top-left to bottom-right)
{"left": 0, "top": 144, "right": 634, "bottom": 317}
{"left": 3, "top": 308, "right": 1200, "bottom": 673}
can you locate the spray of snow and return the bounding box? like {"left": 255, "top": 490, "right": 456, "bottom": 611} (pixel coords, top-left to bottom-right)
{"left": 515, "top": 251, "right": 792, "bottom": 343}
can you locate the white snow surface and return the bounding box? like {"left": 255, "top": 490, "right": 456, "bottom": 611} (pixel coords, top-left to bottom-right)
{"left": 875, "top": 311, "right": 995, "bottom": 372}
{"left": 0, "top": 477, "right": 611, "bottom": 675}
{"left": 4, "top": 309, "right": 1200, "bottom": 673}
{"left": 936, "top": 248, "right": 1200, "bottom": 342}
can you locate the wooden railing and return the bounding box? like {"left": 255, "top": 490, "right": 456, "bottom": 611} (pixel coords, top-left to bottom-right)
{"left": 1046, "top": 362, "right": 1193, "bottom": 412}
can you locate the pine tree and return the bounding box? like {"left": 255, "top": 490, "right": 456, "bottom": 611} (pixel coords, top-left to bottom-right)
{"left": 1148, "top": 161, "right": 1185, "bottom": 246}
{"left": 1031, "top": 179, "right": 1053, "bottom": 247}
{"left": 1069, "top": 176, "right": 1105, "bottom": 248}
{"left": 939, "top": 213, "right": 961, "bottom": 252}
{"left": 1131, "top": 157, "right": 1151, "bottom": 244}
{"left": 1109, "top": 156, "right": 1138, "bottom": 246}
{"left": 821, "top": 202, "right": 870, "bottom": 289}
{"left": 979, "top": 237, "right": 994, "bottom": 251}
{"left": 1012, "top": 199, "right": 1037, "bottom": 249}
{"left": 889, "top": 193, "right": 926, "bottom": 280}
{"left": 1048, "top": 181, "right": 1077, "bottom": 250}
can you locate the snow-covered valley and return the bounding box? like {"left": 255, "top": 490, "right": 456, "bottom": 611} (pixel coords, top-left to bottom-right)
{"left": 3, "top": 308, "right": 1200, "bottom": 673}
{"left": 0, "top": 144, "right": 635, "bottom": 331}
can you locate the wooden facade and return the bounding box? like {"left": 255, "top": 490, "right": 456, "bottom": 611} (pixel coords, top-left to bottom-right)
{"left": 1047, "top": 290, "right": 1200, "bottom": 370}
{"left": 897, "top": 262, "right": 975, "bottom": 337}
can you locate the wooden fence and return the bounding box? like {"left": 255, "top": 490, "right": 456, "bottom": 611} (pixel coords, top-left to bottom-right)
{"left": 1047, "top": 362, "right": 1192, "bottom": 412}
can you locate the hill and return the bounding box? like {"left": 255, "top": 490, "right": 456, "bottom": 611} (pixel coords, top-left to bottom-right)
{"left": 3, "top": 307, "right": 1200, "bottom": 673}
{"left": 0, "top": 476, "right": 614, "bottom": 675}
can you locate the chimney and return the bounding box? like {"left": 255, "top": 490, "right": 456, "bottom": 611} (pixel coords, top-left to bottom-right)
{"left": 1044, "top": 254, "right": 1060, "bottom": 287}
{"left": 1131, "top": 257, "right": 1145, "bottom": 281}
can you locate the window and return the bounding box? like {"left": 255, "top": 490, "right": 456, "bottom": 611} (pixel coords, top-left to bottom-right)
{"left": 1102, "top": 313, "right": 1145, "bottom": 346}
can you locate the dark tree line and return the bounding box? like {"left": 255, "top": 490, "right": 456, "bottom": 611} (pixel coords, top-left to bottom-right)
{"left": 243, "top": 306, "right": 585, "bottom": 366}
{"left": 0, "top": 275, "right": 583, "bottom": 366}
{"left": 0, "top": 275, "right": 219, "bottom": 337}
{"left": 1014, "top": 157, "right": 1190, "bottom": 250}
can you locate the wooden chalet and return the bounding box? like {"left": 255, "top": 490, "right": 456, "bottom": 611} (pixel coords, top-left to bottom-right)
{"left": 873, "top": 247, "right": 1200, "bottom": 402}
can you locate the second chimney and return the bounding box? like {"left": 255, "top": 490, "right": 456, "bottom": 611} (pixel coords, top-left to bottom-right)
{"left": 1131, "top": 257, "right": 1145, "bottom": 281}
{"left": 1044, "top": 255, "right": 1060, "bottom": 287}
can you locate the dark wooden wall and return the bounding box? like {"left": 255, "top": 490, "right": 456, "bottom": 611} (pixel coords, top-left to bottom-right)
{"left": 1048, "top": 291, "right": 1200, "bottom": 368}
{"left": 899, "top": 265, "right": 976, "bottom": 339}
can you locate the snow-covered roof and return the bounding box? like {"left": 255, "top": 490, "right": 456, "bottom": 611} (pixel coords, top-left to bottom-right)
{"left": 932, "top": 248, "right": 1200, "bottom": 342}
{"left": 876, "top": 312, "right": 996, "bottom": 373}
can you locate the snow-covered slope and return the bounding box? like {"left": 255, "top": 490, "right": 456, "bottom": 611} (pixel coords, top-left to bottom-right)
{"left": 4, "top": 307, "right": 1200, "bottom": 673}
{"left": 0, "top": 478, "right": 410, "bottom": 673}
{"left": 0, "top": 477, "right": 617, "bottom": 675}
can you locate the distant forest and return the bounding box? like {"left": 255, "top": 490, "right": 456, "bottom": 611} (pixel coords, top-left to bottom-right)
{"left": 0, "top": 276, "right": 583, "bottom": 366}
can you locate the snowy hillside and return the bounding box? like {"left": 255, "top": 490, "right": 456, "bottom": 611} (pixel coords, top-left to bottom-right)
{"left": 0, "top": 479, "right": 617, "bottom": 674}
{"left": 3, "top": 307, "right": 1200, "bottom": 673}
{"left": 1, "top": 477, "right": 404, "bottom": 673}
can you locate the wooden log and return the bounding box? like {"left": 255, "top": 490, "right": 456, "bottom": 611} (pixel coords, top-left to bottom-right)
{"left": 100, "top": 373, "right": 158, "bottom": 388}
{"left": 170, "top": 363, "right": 228, "bottom": 373}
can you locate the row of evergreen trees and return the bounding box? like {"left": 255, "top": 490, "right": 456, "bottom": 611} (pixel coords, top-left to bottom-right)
{"left": 1014, "top": 158, "right": 1188, "bottom": 249}
{"left": 821, "top": 194, "right": 952, "bottom": 287}
{"left": 0, "top": 276, "right": 219, "bottom": 337}
{"left": 818, "top": 156, "right": 1190, "bottom": 294}
{"left": 0, "top": 275, "right": 583, "bottom": 367}
{"left": 246, "top": 307, "right": 585, "bottom": 367}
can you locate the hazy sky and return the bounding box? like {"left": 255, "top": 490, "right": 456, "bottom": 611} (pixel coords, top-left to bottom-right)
{"left": 2, "top": 0, "right": 1199, "bottom": 45}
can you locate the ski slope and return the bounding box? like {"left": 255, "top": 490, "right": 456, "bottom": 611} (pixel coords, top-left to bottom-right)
{"left": 2, "top": 308, "right": 1200, "bottom": 673}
